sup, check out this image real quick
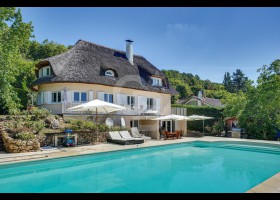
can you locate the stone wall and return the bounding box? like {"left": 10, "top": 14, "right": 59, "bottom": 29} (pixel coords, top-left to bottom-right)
{"left": 1, "top": 131, "right": 40, "bottom": 153}
{"left": 41, "top": 131, "right": 108, "bottom": 147}
{"left": 0, "top": 131, "right": 4, "bottom": 151}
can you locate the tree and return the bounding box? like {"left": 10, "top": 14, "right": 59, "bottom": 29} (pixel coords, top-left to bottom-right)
{"left": 222, "top": 91, "right": 247, "bottom": 118}
{"left": 171, "top": 94, "right": 179, "bottom": 104}
{"left": 232, "top": 69, "right": 250, "bottom": 92}
{"left": 27, "top": 39, "right": 71, "bottom": 60}
{"left": 176, "top": 85, "right": 192, "bottom": 99}
{"left": 0, "top": 8, "right": 33, "bottom": 114}
{"left": 223, "top": 72, "right": 232, "bottom": 92}
{"left": 238, "top": 60, "right": 280, "bottom": 140}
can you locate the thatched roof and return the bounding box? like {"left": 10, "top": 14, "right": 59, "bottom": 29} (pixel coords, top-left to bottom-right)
{"left": 31, "top": 40, "right": 177, "bottom": 95}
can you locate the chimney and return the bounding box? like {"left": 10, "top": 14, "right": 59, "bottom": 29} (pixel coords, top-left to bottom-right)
{"left": 125, "top": 39, "right": 133, "bottom": 64}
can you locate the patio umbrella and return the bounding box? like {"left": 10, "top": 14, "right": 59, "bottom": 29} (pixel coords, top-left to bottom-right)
{"left": 187, "top": 115, "right": 214, "bottom": 134}
{"left": 152, "top": 114, "right": 191, "bottom": 121}
{"left": 66, "top": 99, "right": 126, "bottom": 122}
{"left": 152, "top": 114, "right": 191, "bottom": 134}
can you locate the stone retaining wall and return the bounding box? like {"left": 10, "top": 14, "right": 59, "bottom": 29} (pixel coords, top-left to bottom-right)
{"left": 0, "top": 132, "right": 4, "bottom": 151}
{"left": 41, "top": 131, "right": 108, "bottom": 147}
{"left": 1, "top": 131, "right": 40, "bottom": 153}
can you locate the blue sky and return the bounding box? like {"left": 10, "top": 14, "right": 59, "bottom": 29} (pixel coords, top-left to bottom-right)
{"left": 21, "top": 7, "right": 280, "bottom": 83}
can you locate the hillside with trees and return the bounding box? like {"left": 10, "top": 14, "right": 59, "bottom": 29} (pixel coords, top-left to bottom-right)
{"left": 0, "top": 8, "right": 70, "bottom": 114}
{"left": 162, "top": 68, "right": 252, "bottom": 104}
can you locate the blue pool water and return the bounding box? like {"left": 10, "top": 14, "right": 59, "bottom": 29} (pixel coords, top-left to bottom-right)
{"left": 1, "top": 141, "right": 280, "bottom": 193}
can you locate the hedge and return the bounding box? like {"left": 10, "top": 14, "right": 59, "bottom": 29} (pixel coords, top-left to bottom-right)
{"left": 172, "top": 104, "right": 223, "bottom": 132}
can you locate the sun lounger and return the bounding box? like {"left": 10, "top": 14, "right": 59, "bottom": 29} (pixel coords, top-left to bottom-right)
{"left": 131, "top": 127, "right": 151, "bottom": 141}
{"left": 119, "top": 131, "right": 144, "bottom": 144}
{"left": 107, "top": 131, "right": 134, "bottom": 145}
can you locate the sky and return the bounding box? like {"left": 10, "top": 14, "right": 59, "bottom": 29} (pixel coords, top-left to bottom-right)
{"left": 20, "top": 7, "right": 280, "bottom": 84}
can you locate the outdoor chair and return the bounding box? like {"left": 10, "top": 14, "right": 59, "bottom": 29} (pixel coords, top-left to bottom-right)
{"left": 119, "top": 131, "right": 144, "bottom": 144}
{"left": 175, "top": 130, "right": 182, "bottom": 139}
{"left": 131, "top": 127, "right": 151, "bottom": 141}
{"left": 107, "top": 131, "right": 134, "bottom": 145}
{"left": 164, "top": 131, "right": 172, "bottom": 140}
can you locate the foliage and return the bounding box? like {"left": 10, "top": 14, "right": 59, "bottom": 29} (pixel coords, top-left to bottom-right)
{"left": 15, "top": 131, "right": 35, "bottom": 140}
{"left": 223, "top": 69, "right": 253, "bottom": 93}
{"left": 238, "top": 60, "right": 280, "bottom": 140}
{"left": 27, "top": 39, "right": 71, "bottom": 61}
{"left": 68, "top": 120, "right": 110, "bottom": 132}
{"left": 25, "top": 120, "right": 45, "bottom": 134}
{"left": 212, "top": 120, "right": 225, "bottom": 134}
{"left": 171, "top": 94, "right": 179, "bottom": 104}
{"left": 223, "top": 72, "right": 232, "bottom": 92}
{"left": 29, "top": 107, "right": 51, "bottom": 120}
{"left": 222, "top": 91, "right": 247, "bottom": 118}
{"left": 172, "top": 104, "right": 223, "bottom": 132}
{"left": 68, "top": 119, "right": 130, "bottom": 133}
{"left": 162, "top": 69, "right": 233, "bottom": 104}
{"left": 0, "top": 7, "right": 33, "bottom": 114}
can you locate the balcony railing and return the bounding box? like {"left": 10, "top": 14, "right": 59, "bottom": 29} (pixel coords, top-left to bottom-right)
{"left": 63, "top": 102, "right": 159, "bottom": 116}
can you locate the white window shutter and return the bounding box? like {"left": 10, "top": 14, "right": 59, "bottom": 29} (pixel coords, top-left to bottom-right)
{"left": 156, "top": 98, "right": 160, "bottom": 112}
{"left": 44, "top": 92, "right": 48, "bottom": 104}
{"left": 48, "top": 92, "right": 52, "bottom": 103}
{"left": 61, "top": 90, "right": 64, "bottom": 101}
{"left": 98, "top": 92, "right": 104, "bottom": 101}
{"left": 117, "top": 94, "right": 122, "bottom": 105}
{"left": 122, "top": 94, "right": 128, "bottom": 105}
{"left": 89, "top": 91, "right": 94, "bottom": 101}
{"left": 143, "top": 96, "right": 148, "bottom": 111}
{"left": 40, "top": 92, "right": 44, "bottom": 105}
{"left": 138, "top": 96, "right": 147, "bottom": 111}
{"left": 37, "top": 93, "right": 41, "bottom": 105}
{"left": 137, "top": 96, "right": 142, "bottom": 110}
{"left": 134, "top": 95, "right": 138, "bottom": 106}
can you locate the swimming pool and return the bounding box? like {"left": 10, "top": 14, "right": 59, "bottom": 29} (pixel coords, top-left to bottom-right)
{"left": 1, "top": 141, "right": 280, "bottom": 193}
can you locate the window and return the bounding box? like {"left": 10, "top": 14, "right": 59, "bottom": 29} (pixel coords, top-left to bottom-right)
{"left": 147, "top": 98, "right": 155, "bottom": 110}
{"left": 127, "top": 96, "right": 135, "bottom": 109}
{"left": 105, "top": 70, "right": 115, "bottom": 77}
{"left": 161, "top": 120, "right": 175, "bottom": 132}
{"left": 74, "top": 92, "right": 87, "bottom": 102}
{"left": 46, "top": 67, "right": 50, "bottom": 76}
{"left": 39, "top": 66, "right": 51, "bottom": 78}
{"left": 81, "top": 92, "right": 87, "bottom": 102}
{"left": 51, "top": 92, "right": 61, "bottom": 103}
{"left": 151, "top": 77, "right": 162, "bottom": 86}
{"left": 130, "top": 120, "right": 139, "bottom": 128}
{"left": 104, "top": 93, "right": 113, "bottom": 103}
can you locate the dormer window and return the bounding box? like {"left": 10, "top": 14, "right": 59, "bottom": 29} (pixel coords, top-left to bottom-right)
{"left": 38, "top": 66, "right": 51, "bottom": 78}
{"left": 151, "top": 77, "right": 162, "bottom": 86}
{"left": 105, "top": 70, "right": 115, "bottom": 77}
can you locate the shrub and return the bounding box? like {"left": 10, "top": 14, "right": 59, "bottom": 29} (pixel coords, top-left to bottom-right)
{"left": 15, "top": 132, "right": 36, "bottom": 140}
{"left": 212, "top": 120, "right": 225, "bottom": 134}
{"left": 110, "top": 126, "right": 130, "bottom": 132}
{"left": 97, "top": 124, "right": 110, "bottom": 132}
{"left": 30, "top": 107, "right": 51, "bottom": 120}
{"left": 25, "top": 121, "right": 45, "bottom": 134}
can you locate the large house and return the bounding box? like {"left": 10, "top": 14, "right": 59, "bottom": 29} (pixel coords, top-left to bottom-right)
{"left": 31, "top": 39, "right": 181, "bottom": 139}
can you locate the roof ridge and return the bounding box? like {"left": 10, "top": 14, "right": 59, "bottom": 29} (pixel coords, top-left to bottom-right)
{"left": 76, "top": 39, "right": 144, "bottom": 58}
